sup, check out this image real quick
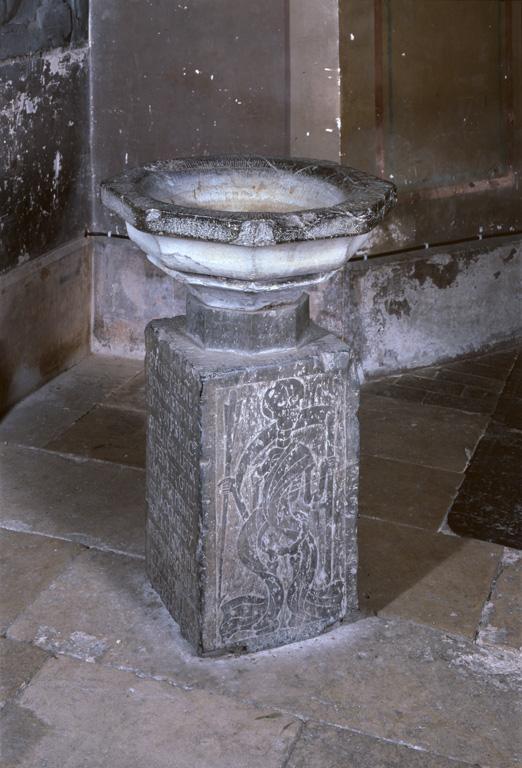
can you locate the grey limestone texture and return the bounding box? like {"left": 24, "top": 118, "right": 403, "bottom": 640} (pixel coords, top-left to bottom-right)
{"left": 446, "top": 349, "right": 522, "bottom": 549}
{"left": 359, "top": 393, "right": 488, "bottom": 473}
{"left": 6, "top": 566, "right": 522, "bottom": 768}
{"left": 477, "top": 548, "right": 522, "bottom": 651}
{"left": 0, "top": 445, "right": 146, "bottom": 556}
{"left": 186, "top": 291, "right": 311, "bottom": 352}
{"left": 44, "top": 403, "right": 146, "bottom": 468}
{"left": 286, "top": 722, "right": 476, "bottom": 768}
{"left": 0, "top": 350, "right": 142, "bottom": 443}
{"left": 0, "top": 0, "right": 91, "bottom": 406}
{"left": 358, "top": 516, "right": 502, "bottom": 639}
{"left": 145, "top": 317, "right": 359, "bottom": 654}
{"left": 1, "top": 655, "right": 300, "bottom": 768}
{"left": 0, "top": 638, "right": 49, "bottom": 709}
{"left": 0, "top": 529, "right": 80, "bottom": 634}
{"left": 0, "top": 45, "right": 89, "bottom": 275}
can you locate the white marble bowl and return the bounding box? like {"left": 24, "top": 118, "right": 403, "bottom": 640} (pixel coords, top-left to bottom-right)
{"left": 101, "top": 155, "right": 396, "bottom": 303}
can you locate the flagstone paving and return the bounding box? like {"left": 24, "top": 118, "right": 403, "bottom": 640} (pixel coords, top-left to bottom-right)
{"left": 1, "top": 345, "right": 520, "bottom": 767}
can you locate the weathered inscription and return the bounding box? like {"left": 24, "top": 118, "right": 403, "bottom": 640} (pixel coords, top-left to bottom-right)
{"left": 145, "top": 328, "right": 203, "bottom": 649}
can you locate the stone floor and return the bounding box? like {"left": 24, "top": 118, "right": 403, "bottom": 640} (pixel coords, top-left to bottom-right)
{"left": 0, "top": 346, "right": 520, "bottom": 767}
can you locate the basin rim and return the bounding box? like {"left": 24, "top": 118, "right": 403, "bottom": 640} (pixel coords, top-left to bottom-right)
{"left": 101, "top": 155, "right": 397, "bottom": 248}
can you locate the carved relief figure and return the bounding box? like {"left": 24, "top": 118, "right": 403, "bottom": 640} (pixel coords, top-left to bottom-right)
{"left": 218, "top": 377, "right": 344, "bottom": 644}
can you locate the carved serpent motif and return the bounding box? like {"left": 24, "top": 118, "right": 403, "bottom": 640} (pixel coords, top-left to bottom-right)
{"left": 218, "top": 378, "right": 344, "bottom": 644}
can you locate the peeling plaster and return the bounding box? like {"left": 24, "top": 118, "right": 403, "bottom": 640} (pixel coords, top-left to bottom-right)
{"left": 502, "top": 248, "right": 517, "bottom": 264}
{"left": 43, "top": 45, "right": 88, "bottom": 76}
{"left": 410, "top": 257, "right": 462, "bottom": 290}
{"left": 93, "top": 235, "right": 522, "bottom": 376}
{"left": 0, "top": 44, "right": 89, "bottom": 273}
{"left": 385, "top": 298, "right": 411, "bottom": 318}
{"left": 337, "top": 238, "right": 522, "bottom": 377}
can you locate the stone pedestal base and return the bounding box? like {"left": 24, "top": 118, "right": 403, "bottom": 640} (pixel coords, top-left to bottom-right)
{"left": 145, "top": 317, "right": 360, "bottom": 655}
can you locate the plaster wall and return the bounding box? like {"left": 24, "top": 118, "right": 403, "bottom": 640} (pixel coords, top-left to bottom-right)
{"left": 90, "top": 0, "right": 290, "bottom": 234}
{"left": 2, "top": 0, "right": 520, "bottom": 409}
{"left": 91, "top": 237, "right": 185, "bottom": 357}
{"left": 312, "top": 236, "right": 522, "bottom": 377}
{"left": 0, "top": 0, "right": 91, "bottom": 408}
{"left": 288, "top": 0, "right": 341, "bottom": 161}
{"left": 0, "top": 0, "right": 90, "bottom": 274}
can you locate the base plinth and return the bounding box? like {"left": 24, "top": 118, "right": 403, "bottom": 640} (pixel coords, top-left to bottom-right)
{"left": 145, "top": 316, "right": 360, "bottom": 655}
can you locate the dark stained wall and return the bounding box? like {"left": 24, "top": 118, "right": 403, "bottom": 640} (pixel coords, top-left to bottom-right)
{"left": 340, "top": 0, "right": 522, "bottom": 253}
{"left": 0, "top": 0, "right": 90, "bottom": 274}
{"left": 91, "top": 0, "right": 289, "bottom": 233}
{"left": 0, "top": 0, "right": 88, "bottom": 58}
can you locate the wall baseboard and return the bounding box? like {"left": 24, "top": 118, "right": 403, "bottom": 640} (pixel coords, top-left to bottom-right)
{"left": 0, "top": 238, "right": 92, "bottom": 413}
{"left": 91, "top": 234, "right": 522, "bottom": 377}
{"left": 311, "top": 234, "right": 522, "bottom": 377}
{"left": 90, "top": 237, "right": 184, "bottom": 359}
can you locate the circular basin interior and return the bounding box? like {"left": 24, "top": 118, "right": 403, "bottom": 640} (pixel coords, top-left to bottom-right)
{"left": 139, "top": 168, "right": 347, "bottom": 213}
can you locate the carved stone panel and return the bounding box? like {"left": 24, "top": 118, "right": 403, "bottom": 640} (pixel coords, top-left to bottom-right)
{"left": 146, "top": 317, "right": 359, "bottom": 654}
{"left": 206, "top": 372, "right": 353, "bottom": 652}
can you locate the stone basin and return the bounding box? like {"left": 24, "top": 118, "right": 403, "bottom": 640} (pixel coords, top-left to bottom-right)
{"left": 101, "top": 156, "right": 396, "bottom": 306}
{"left": 100, "top": 155, "right": 397, "bottom": 656}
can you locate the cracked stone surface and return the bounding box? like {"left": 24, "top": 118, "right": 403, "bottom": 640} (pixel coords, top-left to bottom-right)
{"left": 3, "top": 656, "right": 300, "bottom": 768}
{"left": 103, "top": 371, "right": 146, "bottom": 412}
{"left": 0, "top": 639, "right": 49, "bottom": 709}
{"left": 359, "top": 394, "right": 489, "bottom": 473}
{"left": 45, "top": 404, "right": 147, "bottom": 468}
{"left": 477, "top": 548, "right": 522, "bottom": 651}
{"left": 359, "top": 455, "right": 461, "bottom": 531}
{"left": 286, "top": 722, "right": 475, "bottom": 767}
{"left": 6, "top": 547, "right": 521, "bottom": 767}
{"left": 358, "top": 516, "right": 502, "bottom": 638}
{"left": 0, "top": 529, "right": 80, "bottom": 633}
{"left": 145, "top": 317, "right": 359, "bottom": 654}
